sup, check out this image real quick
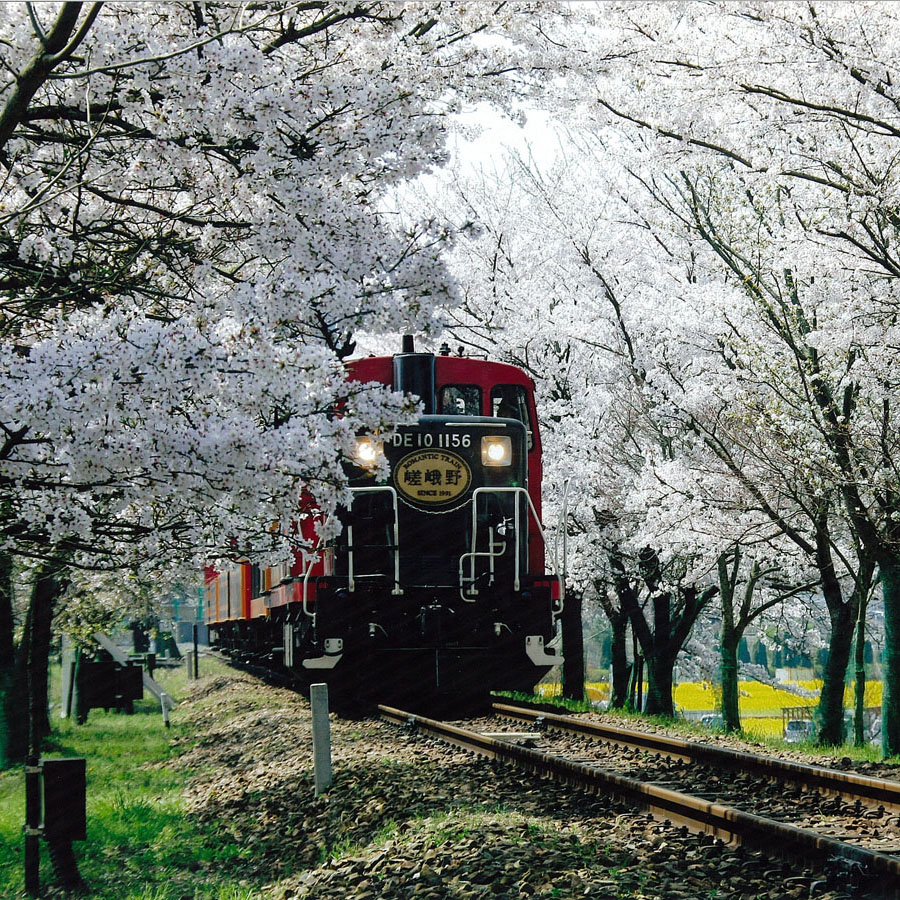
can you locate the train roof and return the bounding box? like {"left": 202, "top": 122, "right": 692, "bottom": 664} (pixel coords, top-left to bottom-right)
{"left": 347, "top": 351, "right": 534, "bottom": 389}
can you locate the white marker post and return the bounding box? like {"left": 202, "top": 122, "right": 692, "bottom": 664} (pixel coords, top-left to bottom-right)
{"left": 310, "top": 683, "right": 333, "bottom": 796}
{"left": 60, "top": 635, "right": 76, "bottom": 719}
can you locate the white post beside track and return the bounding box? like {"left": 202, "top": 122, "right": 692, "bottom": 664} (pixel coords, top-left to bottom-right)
{"left": 311, "top": 683, "right": 333, "bottom": 796}
{"left": 60, "top": 634, "right": 76, "bottom": 719}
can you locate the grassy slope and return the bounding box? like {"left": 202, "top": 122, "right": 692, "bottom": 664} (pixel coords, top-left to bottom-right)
{"left": 0, "top": 659, "right": 260, "bottom": 900}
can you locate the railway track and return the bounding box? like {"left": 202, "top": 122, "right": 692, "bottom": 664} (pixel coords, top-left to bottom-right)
{"left": 493, "top": 702, "right": 900, "bottom": 811}
{"left": 380, "top": 703, "right": 900, "bottom": 896}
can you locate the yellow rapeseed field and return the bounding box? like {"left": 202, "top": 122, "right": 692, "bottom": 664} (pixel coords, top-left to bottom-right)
{"left": 573, "top": 680, "right": 821, "bottom": 713}
{"left": 676, "top": 681, "right": 819, "bottom": 715}
{"left": 537, "top": 679, "right": 883, "bottom": 740}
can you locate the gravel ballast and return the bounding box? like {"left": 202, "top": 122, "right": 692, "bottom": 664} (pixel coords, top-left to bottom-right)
{"left": 170, "top": 670, "right": 874, "bottom": 899}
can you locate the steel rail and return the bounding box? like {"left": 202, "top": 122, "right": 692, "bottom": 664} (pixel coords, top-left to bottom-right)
{"left": 379, "top": 704, "right": 900, "bottom": 887}
{"left": 493, "top": 703, "right": 900, "bottom": 811}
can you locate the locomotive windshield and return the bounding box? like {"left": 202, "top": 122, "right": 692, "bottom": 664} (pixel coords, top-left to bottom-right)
{"left": 491, "top": 384, "right": 534, "bottom": 450}
{"left": 439, "top": 384, "right": 482, "bottom": 416}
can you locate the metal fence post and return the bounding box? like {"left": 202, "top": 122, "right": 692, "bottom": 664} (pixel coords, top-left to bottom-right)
{"left": 24, "top": 756, "right": 40, "bottom": 895}
{"left": 92, "top": 633, "right": 175, "bottom": 726}
{"left": 310, "top": 683, "right": 332, "bottom": 796}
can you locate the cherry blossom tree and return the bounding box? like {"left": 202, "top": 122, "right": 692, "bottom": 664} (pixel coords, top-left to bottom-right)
{"left": 428, "top": 4, "right": 892, "bottom": 743}
{"left": 427, "top": 106, "right": 874, "bottom": 728}
{"left": 715, "top": 547, "right": 820, "bottom": 732}
{"left": 565, "top": 0, "right": 900, "bottom": 752}
{"left": 0, "top": 1, "right": 573, "bottom": 763}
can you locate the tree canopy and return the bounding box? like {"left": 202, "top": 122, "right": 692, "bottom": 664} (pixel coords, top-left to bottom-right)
{"left": 0, "top": 1, "right": 570, "bottom": 571}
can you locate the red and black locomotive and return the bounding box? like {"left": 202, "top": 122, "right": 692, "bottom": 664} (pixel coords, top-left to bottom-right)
{"left": 204, "top": 337, "right": 564, "bottom": 709}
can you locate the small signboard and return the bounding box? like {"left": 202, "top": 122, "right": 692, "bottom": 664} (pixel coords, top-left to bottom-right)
{"left": 41, "top": 758, "right": 87, "bottom": 842}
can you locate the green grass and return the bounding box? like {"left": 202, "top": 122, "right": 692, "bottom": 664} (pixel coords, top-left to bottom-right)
{"left": 492, "top": 689, "right": 595, "bottom": 714}
{"left": 0, "top": 657, "right": 268, "bottom": 900}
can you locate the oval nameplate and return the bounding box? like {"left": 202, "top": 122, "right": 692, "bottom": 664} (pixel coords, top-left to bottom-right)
{"left": 394, "top": 450, "right": 472, "bottom": 506}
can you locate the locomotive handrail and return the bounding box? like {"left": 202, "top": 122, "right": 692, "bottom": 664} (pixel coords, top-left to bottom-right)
{"left": 458, "top": 530, "right": 508, "bottom": 603}
{"left": 301, "top": 557, "right": 316, "bottom": 620}
{"left": 300, "top": 517, "right": 331, "bottom": 622}
{"left": 461, "top": 486, "right": 566, "bottom": 606}
{"left": 528, "top": 484, "right": 567, "bottom": 607}
{"left": 347, "top": 486, "right": 403, "bottom": 596}
{"left": 461, "top": 487, "right": 526, "bottom": 599}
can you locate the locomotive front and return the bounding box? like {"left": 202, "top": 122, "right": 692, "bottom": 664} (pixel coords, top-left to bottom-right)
{"left": 300, "top": 341, "right": 563, "bottom": 707}
{"left": 205, "top": 339, "right": 564, "bottom": 710}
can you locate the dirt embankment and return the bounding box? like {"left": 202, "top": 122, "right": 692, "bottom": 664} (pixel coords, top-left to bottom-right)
{"left": 170, "top": 672, "right": 861, "bottom": 900}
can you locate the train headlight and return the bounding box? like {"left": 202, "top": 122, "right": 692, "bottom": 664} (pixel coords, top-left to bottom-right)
{"left": 354, "top": 436, "right": 383, "bottom": 468}
{"left": 481, "top": 435, "right": 512, "bottom": 467}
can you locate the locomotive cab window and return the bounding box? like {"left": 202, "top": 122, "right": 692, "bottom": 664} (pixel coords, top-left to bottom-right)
{"left": 491, "top": 384, "right": 534, "bottom": 450}
{"left": 439, "top": 384, "right": 482, "bottom": 416}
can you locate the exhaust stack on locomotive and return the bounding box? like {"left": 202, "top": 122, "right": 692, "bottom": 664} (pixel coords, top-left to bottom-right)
{"left": 393, "top": 334, "right": 436, "bottom": 412}
{"left": 204, "top": 337, "right": 565, "bottom": 709}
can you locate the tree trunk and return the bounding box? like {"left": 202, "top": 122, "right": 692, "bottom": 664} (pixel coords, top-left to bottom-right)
{"left": 720, "top": 632, "right": 741, "bottom": 732}
{"left": 561, "top": 591, "right": 585, "bottom": 701}
{"left": 812, "top": 515, "right": 866, "bottom": 747}
{"left": 602, "top": 559, "right": 638, "bottom": 709}
{"left": 628, "top": 631, "right": 641, "bottom": 711}
{"left": 3, "top": 601, "right": 32, "bottom": 765}
{"left": 881, "top": 559, "right": 900, "bottom": 757}
{"left": 609, "top": 613, "right": 631, "bottom": 709}
{"left": 853, "top": 602, "right": 867, "bottom": 746}
{"left": 817, "top": 603, "right": 854, "bottom": 746}
{"left": 613, "top": 548, "right": 715, "bottom": 721}
{"left": 3, "top": 559, "right": 67, "bottom": 765}
{"left": 631, "top": 653, "right": 644, "bottom": 711}
{"left": 0, "top": 666, "right": 10, "bottom": 768}
{"left": 29, "top": 561, "right": 63, "bottom": 750}
{"left": 717, "top": 549, "right": 740, "bottom": 733}
{"left": 643, "top": 652, "right": 675, "bottom": 717}
{"left": 0, "top": 550, "right": 13, "bottom": 670}
{"left": 0, "top": 550, "right": 14, "bottom": 767}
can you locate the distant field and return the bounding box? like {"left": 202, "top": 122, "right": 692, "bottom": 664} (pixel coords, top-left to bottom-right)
{"left": 539, "top": 679, "right": 883, "bottom": 740}
{"left": 674, "top": 681, "right": 818, "bottom": 715}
